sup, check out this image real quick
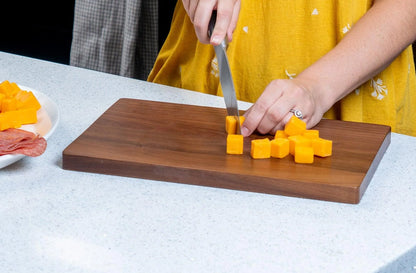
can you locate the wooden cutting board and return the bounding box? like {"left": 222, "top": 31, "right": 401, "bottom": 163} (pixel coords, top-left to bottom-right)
{"left": 62, "top": 98, "right": 391, "bottom": 204}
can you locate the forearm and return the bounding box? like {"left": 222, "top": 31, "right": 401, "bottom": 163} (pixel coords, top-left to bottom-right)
{"left": 297, "top": 0, "right": 416, "bottom": 112}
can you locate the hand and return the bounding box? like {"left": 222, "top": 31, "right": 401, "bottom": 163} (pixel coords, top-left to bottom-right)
{"left": 182, "top": 0, "right": 241, "bottom": 45}
{"left": 241, "top": 78, "right": 327, "bottom": 137}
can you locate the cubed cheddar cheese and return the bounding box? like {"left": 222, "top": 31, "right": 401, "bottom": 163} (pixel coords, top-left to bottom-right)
{"left": 227, "top": 134, "right": 244, "bottom": 154}
{"left": 0, "top": 80, "right": 16, "bottom": 97}
{"left": 224, "top": 111, "right": 333, "bottom": 163}
{"left": 15, "top": 90, "right": 41, "bottom": 110}
{"left": 250, "top": 138, "right": 271, "bottom": 159}
{"left": 274, "top": 130, "right": 288, "bottom": 139}
{"left": 271, "top": 138, "right": 289, "bottom": 158}
{"left": 1, "top": 98, "right": 17, "bottom": 112}
{"left": 284, "top": 115, "right": 306, "bottom": 136}
{"left": 0, "top": 108, "right": 38, "bottom": 131}
{"left": 303, "top": 129, "right": 319, "bottom": 139}
{"left": 288, "top": 135, "right": 312, "bottom": 155}
{"left": 0, "top": 93, "right": 5, "bottom": 106}
{"left": 312, "top": 137, "right": 333, "bottom": 157}
{"left": 0, "top": 80, "right": 41, "bottom": 131}
{"left": 225, "top": 115, "right": 245, "bottom": 134}
{"left": 295, "top": 146, "right": 314, "bottom": 164}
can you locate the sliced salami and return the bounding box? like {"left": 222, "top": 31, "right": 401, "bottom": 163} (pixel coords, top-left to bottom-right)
{"left": 0, "top": 128, "right": 47, "bottom": 157}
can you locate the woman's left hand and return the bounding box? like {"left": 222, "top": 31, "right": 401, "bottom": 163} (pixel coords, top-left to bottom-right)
{"left": 241, "top": 78, "right": 327, "bottom": 137}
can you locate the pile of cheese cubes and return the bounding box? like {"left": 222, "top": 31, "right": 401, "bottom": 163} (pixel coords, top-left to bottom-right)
{"left": 226, "top": 115, "right": 332, "bottom": 164}
{"left": 0, "top": 80, "right": 41, "bottom": 131}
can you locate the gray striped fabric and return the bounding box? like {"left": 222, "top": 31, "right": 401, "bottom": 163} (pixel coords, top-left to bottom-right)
{"left": 70, "top": 0, "right": 159, "bottom": 80}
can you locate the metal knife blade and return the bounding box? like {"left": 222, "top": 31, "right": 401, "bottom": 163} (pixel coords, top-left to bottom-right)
{"left": 208, "top": 11, "right": 241, "bottom": 134}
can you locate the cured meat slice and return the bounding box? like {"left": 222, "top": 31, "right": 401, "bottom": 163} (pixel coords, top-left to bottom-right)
{"left": 0, "top": 128, "right": 47, "bottom": 157}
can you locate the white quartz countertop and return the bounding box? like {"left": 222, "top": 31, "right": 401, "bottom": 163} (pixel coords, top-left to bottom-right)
{"left": 1, "top": 51, "right": 415, "bottom": 273}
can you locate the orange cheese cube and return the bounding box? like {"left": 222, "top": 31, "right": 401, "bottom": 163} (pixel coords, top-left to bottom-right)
{"left": 250, "top": 138, "right": 271, "bottom": 159}
{"left": 295, "top": 146, "right": 314, "bottom": 164}
{"left": 284, "top": 115, "right": 306, "bottom": 136}
{"left": 303, "top": 129, "right": 319, "bottom": 139}
{"left": 15, "top": 90, "right": 41, "bottom": 110}
{"left": 0, "top": 93, "right": 5, "bottom": 110}
{"left": 0, "top": 108, "right": 37, "bottom": 130}
{"left": 225, "top": 115, "right": 245, "bottom": 134}
{"left": 274, "top": 130, "right": 288, "bottom": 139}
{"left": 0, "top": 80, "right": 13, "bottom": 96}
{"left": 12, "top": 108, "right": 37, "bottom": 125}
{"left": 288, "top": 135, "right": 312, "bottom": 155}
{"left": 1, "top": 98, "right": 17, "bottom": 112}
{"left": 312, "top": 137, "right": 333, "bottom": 157}
{"left": 227, "top": 134, "right": 244, "bottom": 154}
{"left": 0, "top": 81, "right": 41, "bottom": 131}
{"left": 0, "top": 80, "right": 20, "bottom": 98}
{"left": 271, "top": 138, "right": 289, "bottom": 158}
{"left": 0, "top": 113, "right": 20, "bottom": 130}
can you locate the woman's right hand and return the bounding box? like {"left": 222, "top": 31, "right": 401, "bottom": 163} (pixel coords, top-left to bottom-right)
{"left": 182, "top": 0, "right": 241, "bottom": 45}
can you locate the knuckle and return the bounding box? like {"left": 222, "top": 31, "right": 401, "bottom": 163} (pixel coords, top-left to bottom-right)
{"left": 257, "top": 128, "right": 268, "bottom": 135}
{"left": 193, "top": 17, "right": 204, "bottom": 32}
{"left": 291, "top": 85, "right": 306, "bottom": 97}
{"left": 254, "top": 99, "right": 269, "bottom": 113}
{"left": 268, "top": 108, "right": 283, "bottom": 122}
{"left": 269, "top": 79, "right": 286, "bottom": 89}
{"left": 216, "top": 6, "right": 234, "bottom": 18}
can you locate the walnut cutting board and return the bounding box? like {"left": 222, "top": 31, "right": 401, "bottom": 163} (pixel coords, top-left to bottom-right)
{"left": 62, "top": 98, "right": 391, "bottom": 204}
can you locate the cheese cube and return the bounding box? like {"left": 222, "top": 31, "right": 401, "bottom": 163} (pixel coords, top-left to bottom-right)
{"left": 284, "top": 115, "right": 306, "bottom": 136}
{"left": 288, "top": 135, "right": 312, "bottom": 155}
{"left": 271, "top": 138, "right": 289, "bottom": 158}
{"left": 295, "top": 146, "right": 314, "bottom": 164}
{"left": 312, "top": 137, "right": 333, "bottom": 157}
{"left": 225, "top": 115, "right": 245, "bottom": 134}
{"left": 227, "top": 134, "right": 244, "bottom": 154}
{"left": 250, "top": 138, "right": 271, "bottom": 159}
{"left": 0, "top": 108, "right": 37, "bottom": 131}
{"left": 15, "top": 91, "right": 41, "bottom": 110}
{"left": 274, "top": 130, "right": 288, "bottom": 139}
{"left": 1, "top": 98, "right": 17, "bottom": 112}
{"left": 303, "top": 129, "right": 319, "bottom": 139}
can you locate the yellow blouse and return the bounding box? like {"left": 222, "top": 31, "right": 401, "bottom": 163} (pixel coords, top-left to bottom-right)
{"left": 148, "top": 0, "right": 416, "bottom": 136}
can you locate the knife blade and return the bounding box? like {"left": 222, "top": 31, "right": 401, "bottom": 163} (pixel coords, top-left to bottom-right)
{"left": 208, "top": 11, "right": 241, "bottom": 134}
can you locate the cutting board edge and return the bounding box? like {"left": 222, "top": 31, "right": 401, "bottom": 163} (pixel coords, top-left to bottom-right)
{"left": 358, "top": 128, "right": 391, "bottom": 200}
{"left": 62, "top": 153, "right": 362, "bottom": 204}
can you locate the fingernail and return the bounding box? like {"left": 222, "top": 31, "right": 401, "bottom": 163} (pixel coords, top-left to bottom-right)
{"left": 241, "top": 126, "right": 249, "bottom": 137}
{"left": 228, "top": 32, "right": 233, "bottom": 42}
{"left": 211, "top": 35, "right": 222, "bottom": 45}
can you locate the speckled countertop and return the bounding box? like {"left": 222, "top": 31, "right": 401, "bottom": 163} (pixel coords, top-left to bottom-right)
{"left": 1, "top": 51, "right": 415, "bottom": 273}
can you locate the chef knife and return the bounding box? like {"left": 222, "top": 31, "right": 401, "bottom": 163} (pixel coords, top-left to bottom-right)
{"left": 208, "top": 11, "right": 241, "bottom": 134}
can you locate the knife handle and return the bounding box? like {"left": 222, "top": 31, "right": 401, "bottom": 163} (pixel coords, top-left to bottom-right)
{"left": 207, "top": 10, "right": 217, "bottom": 38}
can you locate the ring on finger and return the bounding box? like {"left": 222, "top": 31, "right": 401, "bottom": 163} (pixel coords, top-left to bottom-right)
{"left": 290, "top": 109, "right": 303, "bottom": 120}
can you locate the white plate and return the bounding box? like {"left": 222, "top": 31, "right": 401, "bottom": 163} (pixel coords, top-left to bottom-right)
{"left": 0, "top": 86, "right": 59, "bottom": 169}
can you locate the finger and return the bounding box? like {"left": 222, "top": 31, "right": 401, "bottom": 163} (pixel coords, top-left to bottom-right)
{"left": 255, "top": 100, "right": 290, "bottom": 135}
{"left": 210, "top": 1, "right": 235, "bottom": 45}
{"left": 255, "top": 85, "right": 297, "bottom": 134}
{"left": 241, "top": 105, "right": 253, "bottom": 134}
{"left": 182, "top": 0, "right": 195, "bottom": 22}
{"left": 227, "top": 1, "right": 241, "bottom": 42}
{"left": 241, "top": 84, "right": 283, "bottom": 136}
{"left": 269, "top": 112, "right": 293, "bottom": 135}
{"left": 193, "top": 0, "right": 217, "bottom": 44}
{"left": 241, "top": 103, "right": 268, "bottom": 137}
{"left": 254, "top": 80, "right": 293, "bottom": 135}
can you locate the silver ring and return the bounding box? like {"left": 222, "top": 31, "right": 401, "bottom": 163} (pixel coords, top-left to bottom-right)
{"left": 290, "top": 109, "right": 303, "bottom": 120}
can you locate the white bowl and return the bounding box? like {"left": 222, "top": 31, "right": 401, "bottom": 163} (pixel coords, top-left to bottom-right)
{"left": 0, "top": 86, "right": 59, "bottom": 169}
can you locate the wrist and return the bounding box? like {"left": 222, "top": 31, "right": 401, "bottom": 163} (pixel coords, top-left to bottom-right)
{"left": 293, "top": 72, "right": 338, "bottom": 117}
